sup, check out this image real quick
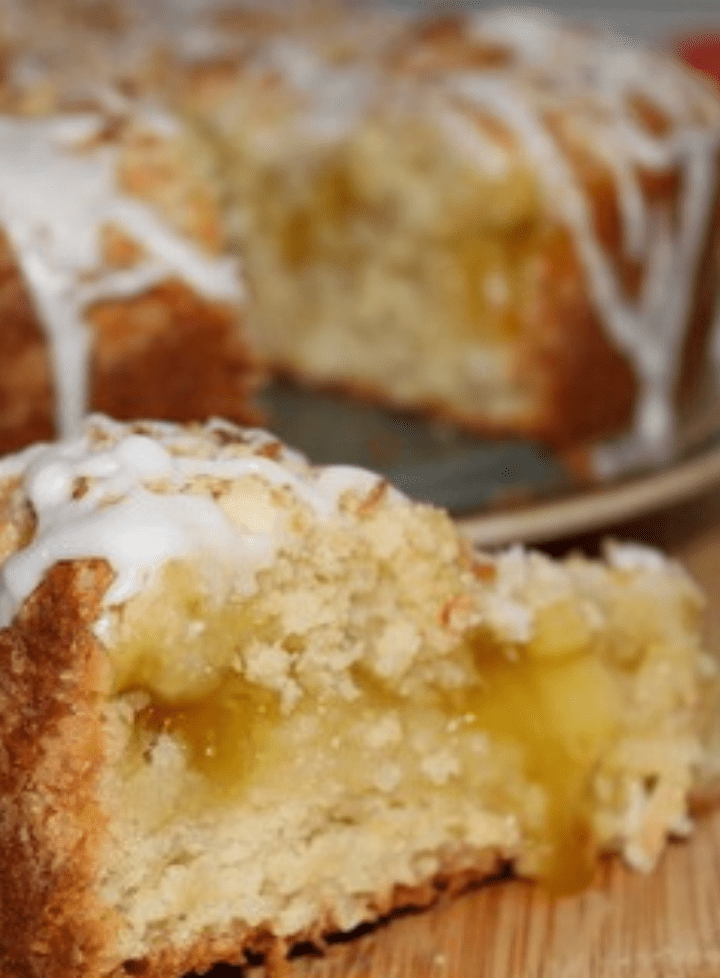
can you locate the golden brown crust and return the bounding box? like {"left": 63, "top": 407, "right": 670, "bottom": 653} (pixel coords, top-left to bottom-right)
{"left": 0, "top": 559, "right": 118, "bottom": 978}
{"left": 0, "top": 231, "right": 55, "bottom": 453}
{"left": 515, "top": 227, "right": 639, "bottom": 447}
{"left": 88, "top": 281, "right": 262, "bottom": 429}
{"left": 676, "top": 169, "right": 720, "bottom": 402}
{"left": 0, "top": 258, "right": 262, "bottom": 454}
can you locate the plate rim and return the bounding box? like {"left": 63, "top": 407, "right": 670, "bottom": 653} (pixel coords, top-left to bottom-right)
{"left": 457, "top": 440, "right": 720, "bottom": 547}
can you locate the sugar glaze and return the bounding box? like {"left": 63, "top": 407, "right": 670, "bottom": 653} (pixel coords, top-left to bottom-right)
{"left": 0, "top": 416, "right": 393, "bottom": 627}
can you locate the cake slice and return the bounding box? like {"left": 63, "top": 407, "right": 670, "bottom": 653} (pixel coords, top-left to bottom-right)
{"left": 0, "top": 415, "right": 716, "bottom": 978}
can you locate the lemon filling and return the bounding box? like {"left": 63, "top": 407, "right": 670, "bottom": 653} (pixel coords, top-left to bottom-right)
{"left": 108, "top": 561, "right": 636, "bottom": 893}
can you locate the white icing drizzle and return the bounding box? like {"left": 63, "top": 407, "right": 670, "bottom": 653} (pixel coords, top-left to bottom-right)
{"left": 0, "top": 109, "right": 243, "bottom": 439}
{"left": 0, "top": 415, "right": 392, "bottom": 627}
{"left": 227, "top": 7, "right": 720, "bottom": 466}
{"left": 435, "top": 104, "right": 512, "bottom": 178}
{"left": 434, "top": 9, "right": 720, "bottom": 469}
{"left": 256, "top": 38, "right": 380, "bottom": 143}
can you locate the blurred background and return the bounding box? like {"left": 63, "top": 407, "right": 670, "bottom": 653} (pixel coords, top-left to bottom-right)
{"left": 389, "top": 1, "right": 720, "bottom": 46}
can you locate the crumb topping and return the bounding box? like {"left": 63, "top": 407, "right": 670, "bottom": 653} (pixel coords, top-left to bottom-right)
{"left": 0, "top": 415, "right": 396, "bottom": 628}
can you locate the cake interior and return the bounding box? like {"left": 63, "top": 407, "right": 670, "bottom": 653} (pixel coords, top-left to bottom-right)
{"left": 97, "top": 486, "right": 717, "bottom": 960}
{"left": 236, "top": 113, "right": 565, "bottom": 421}
{"left": 197, "top": 86, "right": 637, "bottom": 443}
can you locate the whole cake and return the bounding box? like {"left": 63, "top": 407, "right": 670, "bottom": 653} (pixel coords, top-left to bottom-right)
{"left": 174, "top": 6, "right": 720, "bottom": 461}
{"left": 0, "top": 4, "right": 718, "bottom": 471}
{"left": 0, "top": 415, "right": 716, "bottom": 977}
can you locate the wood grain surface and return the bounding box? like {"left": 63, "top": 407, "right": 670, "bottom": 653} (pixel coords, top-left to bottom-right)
{"left": 282, "top": 813, "right": 720, "bottom": 978}
{"left": 238, "top": 490, "right": 720, "bottom": 978}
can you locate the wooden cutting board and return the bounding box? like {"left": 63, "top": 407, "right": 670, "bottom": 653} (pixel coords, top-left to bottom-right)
{"left": 280, "top": 811, "right": 720, "bottom": 978}
{"left": 244, "top": 492, "right": 720, "bottom": 978}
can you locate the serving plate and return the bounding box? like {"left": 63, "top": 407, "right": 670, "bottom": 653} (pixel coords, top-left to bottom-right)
{"left": 259, "top": 358, "right": 720, "bottom": 547}
{"left": 460, "top": 435, "right": 720, "bottom": 546}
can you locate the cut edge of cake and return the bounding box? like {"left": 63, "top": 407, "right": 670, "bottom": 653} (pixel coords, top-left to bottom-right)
{"left": 0, "top": 415, "right": 716, "bottom": 978}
